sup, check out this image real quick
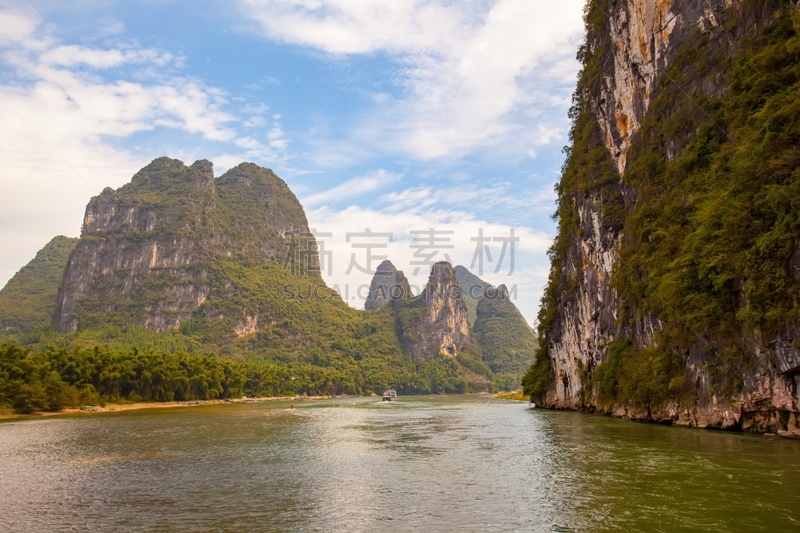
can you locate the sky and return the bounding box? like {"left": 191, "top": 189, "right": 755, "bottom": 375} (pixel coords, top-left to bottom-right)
{"left": 0, "top": 0, "right": 586, "bottom": 325}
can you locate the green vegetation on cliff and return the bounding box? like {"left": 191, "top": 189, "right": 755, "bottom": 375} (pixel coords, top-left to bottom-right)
{"left": 590, "top": 342, "right": 687, "bottom": 408}
{"left": 608, "top": 3, "right": 800, "bottom": 400}
{"left": 0, "top": 236, "right": 78, "bottom": 333}
{"left": 525, "top": 1, "right": 800, "bottom": 406}
{"left": 473, "top": 286, "right": 537, "bottom": 378}
{"left": 454, "top": 265, "right": 491, "bottom": 326}
{"left": 616, "top": 5, "right": 800, "bottom": 344}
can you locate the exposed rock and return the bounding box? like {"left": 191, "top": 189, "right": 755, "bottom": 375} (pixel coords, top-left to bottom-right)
{"left": 594, "top": 0, "right": 730, "bottom": 174}
{"left": 364, "top": 260, "right": 412, "bottom": 310}
{"left": 534, "top": 0, "right": 800, "bottom": 433}
{"left": 56, "top": 157, "right": 314, "bottom": 334}
{"left": 544, "top": 192, "right": 630, "bottom": 410}
{"left": 394, "top": 262, "right": 471, "bottom": 360}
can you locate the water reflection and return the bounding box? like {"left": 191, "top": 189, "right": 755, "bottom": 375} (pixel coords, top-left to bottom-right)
{"left": 0, "top": 397, "right": 799, "bottom": 532}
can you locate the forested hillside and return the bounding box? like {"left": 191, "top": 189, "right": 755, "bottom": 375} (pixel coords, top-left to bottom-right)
{"left": 0, "top": 236, "right": 77, "bottom": 333}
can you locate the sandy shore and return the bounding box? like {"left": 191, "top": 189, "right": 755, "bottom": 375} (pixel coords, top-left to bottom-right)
{"left": 494, "top": 390, "right": 527, "bottom": 401}
{"left": 0, "top": 394, "right": 356, "bottom": 420}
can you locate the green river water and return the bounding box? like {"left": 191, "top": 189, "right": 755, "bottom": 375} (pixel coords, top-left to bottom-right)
{"left": 0, "top": 395, "right": 798, "bottom": 532}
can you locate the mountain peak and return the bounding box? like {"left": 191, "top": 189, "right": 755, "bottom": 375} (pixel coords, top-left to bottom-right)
{"left": 365, "top": 260, "right": 411, "bottom": 310}
{"left": 395, "top": 262, "right": 471, "bottom": 360}
{"left": 57, "top": 158, "right": 312, "bottom": 333}
{"left": 376, "top": 259, "right": 397, "bottom": 272}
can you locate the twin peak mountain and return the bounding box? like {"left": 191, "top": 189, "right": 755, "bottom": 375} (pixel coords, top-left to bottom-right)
{"left": 0, "top": 157, "right": 534, "bottom": 374}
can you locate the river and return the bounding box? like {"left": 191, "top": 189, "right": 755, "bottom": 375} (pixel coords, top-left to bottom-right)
{"left": 0, "top": 395, "right": 798, "bottom": 532}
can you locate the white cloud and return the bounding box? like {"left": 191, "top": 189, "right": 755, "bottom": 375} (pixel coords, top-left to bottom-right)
{"left": 377, "top": 180, "right": 558, "bottom": 217}
{"left": 39, "top": 45, "right": 160, "bottom": 68}
{"left": 0, "top": 7, "right": 283, "bottom": 289}
{"left": 305, "top": 203, "right": 552, "bottom": 323}
{"left": 0, "top": 9, "right": 40, "bottom": 47}
{"left": 302, "top": 169, "right": 400, "bottom": 207}
{"left": 241, "top": 0, "right": 585, "bottom": 160}
{"left": 242, "top": 0, "right": 440, "bottom": 55}
{"left": 267, "top": 122, "right": 287, "bottom": 150}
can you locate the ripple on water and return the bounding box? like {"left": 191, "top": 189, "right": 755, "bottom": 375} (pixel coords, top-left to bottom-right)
{"left": 1, "top": 397, "right": 799, "bottom": 532}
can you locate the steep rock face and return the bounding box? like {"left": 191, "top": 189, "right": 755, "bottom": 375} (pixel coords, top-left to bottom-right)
{"left": 545, "top": 192, "right": 633, "bottom": 409}
{"left": 364, "top": 260, "right": 412, "bottom": 310}
{"left": 56, "top": 158, "right": 313, "bottom": 334}
{"left": 58, "top": 159, "right": 215, "bottom": 332}
{"left": 395, "top": 262, "right": 471, "bottom": 360}
{"left": 0, "top": 236, "right": 78, "bottom": 332}
{"left": 597, "top": 0, "right": 730, "bottom": 174}
{"left": 533, "top": 0, "right": 800, "bottom": 435}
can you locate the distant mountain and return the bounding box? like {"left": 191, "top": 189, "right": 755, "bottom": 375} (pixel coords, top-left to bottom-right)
{"left": 0, "top": 157, "right": 501, "bottom": 394}
{"left": 454, "top": 265, "right": 491, "bottom": 327}
{"left": 452, "top": 265, "right": 537, "bottom": 378}
{"left": 0, "top": 236, "right": 78, "bottom": 333}
{"left": 393, "top": 262, "right": 472, "bottom": 360}
{"left": 364, "top": 260, "right": 412, "bottom": 310}
{"left": 364, "top": 262, "right": 535, "bottom": 388}
{"left": 473, "top": 284, "right": 537, "bottom": 376}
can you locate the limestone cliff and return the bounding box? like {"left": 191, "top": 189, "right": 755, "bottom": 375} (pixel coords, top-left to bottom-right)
{"left": 394, "top": 262, "right": 471, "bottom": 360}
{"left": 596, "top": 0, "right": 732, "bottom": 174}
{"left": 56, "top": 157, "right": 315, "bottom": 335}
{"left": 364, "top": 260, "right": 412, "bottom": 310}
{"left": 528, "top": 0, "right": 800, "bottom": 436}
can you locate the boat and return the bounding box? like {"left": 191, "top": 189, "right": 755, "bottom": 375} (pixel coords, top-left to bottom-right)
{"left": 382, "top": 389, "right": 397, "bottom": 402}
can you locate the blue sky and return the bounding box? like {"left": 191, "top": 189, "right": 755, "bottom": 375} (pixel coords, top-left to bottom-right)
{"left": 0, "top": 0, "right": 586, "bottom": 324}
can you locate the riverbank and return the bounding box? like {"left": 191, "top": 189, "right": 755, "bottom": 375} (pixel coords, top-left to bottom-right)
{"left": 0, "top": 394, "right": 355, "bottom": 420}
{"left": 494, "top": 390, "right": 527, "bottom": 401}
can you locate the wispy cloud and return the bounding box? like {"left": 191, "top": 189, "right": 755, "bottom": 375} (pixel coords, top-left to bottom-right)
{"left": 244, "top": 76, "right": 280, "bottom": 90}
{"left": 0, "top": 6, "right": 284, "bottom": 287}
{"left": 38, "top": 45, "right": 171, "bottom": 68}
{"left": 302, "top": 169, "right": 401, "bottom": 207}
{"left": 377, "top": 181, "right": 558, "bottom": 217}
{"left": 240, "top": 0, "right": 585, "bottom": 161}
